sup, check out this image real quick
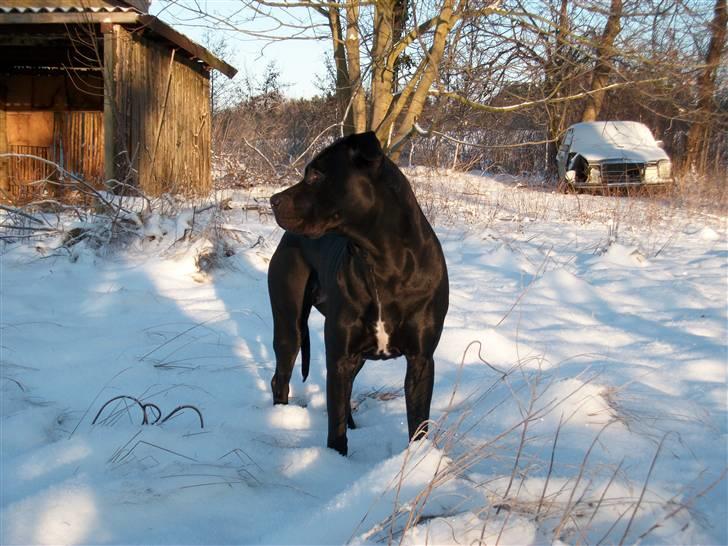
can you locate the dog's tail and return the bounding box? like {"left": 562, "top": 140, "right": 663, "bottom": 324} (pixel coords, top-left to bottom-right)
{"left": 300, "top": 298, "right": 312, "bottom": 382}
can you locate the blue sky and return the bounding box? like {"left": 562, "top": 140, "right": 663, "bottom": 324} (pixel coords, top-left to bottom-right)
{"left": 151, "top": 0, "right": 330, "bottom": 97}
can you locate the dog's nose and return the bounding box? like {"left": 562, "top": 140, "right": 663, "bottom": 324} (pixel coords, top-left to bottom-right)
{"left": 270, "top": 195, "right": 281, "bottom": 209}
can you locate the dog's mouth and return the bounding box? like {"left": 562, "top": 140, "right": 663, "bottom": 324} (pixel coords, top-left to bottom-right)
{"left": 272, "top": 213, "right": 315, "bottom": 236}
{"left": 270, "top": 203, "right": 296, "bottom": 223}
{"left": 272, "top": 205, "right": 342, "bottom": 239}
{"left": 272, "top": 214, "right": 299, "bottom": 225}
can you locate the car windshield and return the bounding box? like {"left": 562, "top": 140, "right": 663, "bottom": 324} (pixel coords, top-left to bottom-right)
{"left": 572, "top": 122, "right": 658, "bottom": 150}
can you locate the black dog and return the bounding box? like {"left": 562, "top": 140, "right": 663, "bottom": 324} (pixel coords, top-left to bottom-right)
{"left": 268, "top": 132, "right": 449, "bottom": 456}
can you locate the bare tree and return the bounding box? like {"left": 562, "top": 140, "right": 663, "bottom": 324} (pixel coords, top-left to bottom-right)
{"left": 160, "top": 0, "right": 501, "bottom": 154}
{"left": 203, "top": 31, "right": 240, "bottom": 114}
{"left": 686, "top": 0, "right": 727, "bottom": 172}
{"left": 581, "top": 0, "right": 623, "bottom": 121}
{"left": 160, "top": 0, "right": 726, "bottom": 176}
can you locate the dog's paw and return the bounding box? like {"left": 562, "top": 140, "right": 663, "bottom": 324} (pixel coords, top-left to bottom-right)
{"left": 328, "top": 436, "right": 348, "bottom": 456}
{"left": 270, "top": 374, "right": 290, "bottom": 404}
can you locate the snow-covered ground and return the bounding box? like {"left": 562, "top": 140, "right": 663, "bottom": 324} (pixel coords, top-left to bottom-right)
{"left": 1, "top": 170, "right": 726, "bottom": 545}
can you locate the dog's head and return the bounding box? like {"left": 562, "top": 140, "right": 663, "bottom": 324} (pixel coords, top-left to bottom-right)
{"left": 270, "top": 132, "right": 385, "bottom": 238}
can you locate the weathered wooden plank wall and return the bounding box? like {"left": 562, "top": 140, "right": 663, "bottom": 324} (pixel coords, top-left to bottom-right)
{"left": 6, "top": 144, "right": 53, "bottom": 200}
{"left": 112, "top": 26, "right": 211, "bottom": 195}
{"left": 4, "top": 111, "right": 103, "bottom": 202}
{"left": 60, "top": 111, "right": 104, "bottom": 184}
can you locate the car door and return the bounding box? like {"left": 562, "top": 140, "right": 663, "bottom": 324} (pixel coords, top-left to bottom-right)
{"left": 556, "top": 128, "right": 574, "bottom": 179}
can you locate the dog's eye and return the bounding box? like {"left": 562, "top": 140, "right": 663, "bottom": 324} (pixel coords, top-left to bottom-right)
{"left": 306, "top": 170, "right": 323, "bottom": 185}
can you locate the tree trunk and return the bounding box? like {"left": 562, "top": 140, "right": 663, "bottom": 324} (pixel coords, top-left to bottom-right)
{"left": 581, "top": 0, "right": 622, "bottom": 122}
{"left": 344, "top": 0, "right": 367, "bottom": 133}
{"left": 543, "top": 0, "right": 570, "bottom": 175}
{"left": 546, "top": 111, "right": 565, "bottom": 177}
{"left": 326, "top": 3, "right": 355, "bottom": 134}
{"left": 388, "top": 0, "right": 456, "bottom": 156}
{"left": 369, "top": 0, "right": 397, "bottom": 133}
{"left": 391, "top": 0, "right": 408, "bottom": 92}
{"left": 686, "top": 0, "right": 727, "bottom": 173}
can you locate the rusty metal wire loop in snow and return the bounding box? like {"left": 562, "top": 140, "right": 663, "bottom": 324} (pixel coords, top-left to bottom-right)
{"left": 92, "top": 395, "right": 203, "bottom": 428}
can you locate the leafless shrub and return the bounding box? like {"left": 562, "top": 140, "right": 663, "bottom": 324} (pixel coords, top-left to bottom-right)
{"left": 195, "top": 239, "right": 236, "bottom": 275}
{"left": 672, "top": 171, "right": 728, "bottom": 215}
{"left": 0, "top": 154, "right": 259, "bottom": 261}
{"left": 211, "top": 68, "right": 342, "bottom": 189}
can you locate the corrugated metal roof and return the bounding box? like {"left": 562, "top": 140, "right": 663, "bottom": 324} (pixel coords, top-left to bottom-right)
{"left": 0, "top": 3, "right": 237, "bottom": 78}
{"left": 0, "top": 5, "right": 137, "bottom": 14}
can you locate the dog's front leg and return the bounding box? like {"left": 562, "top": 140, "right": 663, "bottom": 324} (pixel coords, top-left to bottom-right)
{"left": 404, "top": 355, "right": 435, "bottom": 441}
{"left": 271, "top": 333, "right": 298, "bottom": 405}
{"left": 326, "top": 354, "right": 359, "bottom": 456}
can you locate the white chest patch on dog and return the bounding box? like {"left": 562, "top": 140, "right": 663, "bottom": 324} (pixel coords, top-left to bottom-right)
{"left": 374, "top": 305, "right": 390, "bottom": 356}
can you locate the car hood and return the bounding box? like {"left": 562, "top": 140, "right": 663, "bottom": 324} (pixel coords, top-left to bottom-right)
{"left": 575, "top": 144, "right": 670, "bottom": 163}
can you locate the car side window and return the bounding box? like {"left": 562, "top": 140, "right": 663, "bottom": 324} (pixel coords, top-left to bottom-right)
{"left": 562, "top": 129, "right": 573, "bottom": 151}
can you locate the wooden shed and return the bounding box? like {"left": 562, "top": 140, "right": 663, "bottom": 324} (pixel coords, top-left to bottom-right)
{"left": 0, "top": 0, "right": 237, "bottom": 202}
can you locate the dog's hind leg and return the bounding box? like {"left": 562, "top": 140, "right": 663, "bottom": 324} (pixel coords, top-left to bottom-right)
{"left": 347, "top": 358, "right": 365, "bottom": 429}
{"left": 268, "top": 237, "right": 312, "bottom": 405}
{"left": 404, "top": 355, "right": 435, "bottom": 441}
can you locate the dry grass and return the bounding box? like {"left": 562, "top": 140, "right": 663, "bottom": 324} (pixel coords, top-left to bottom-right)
{"left": 408, "top": 168, "right": 725, "bottom": 232}
{"left": 352, "top": 166, "right": 728, "bottom": 543}
{"left": 369, "top": 168, "right": 725, "bottom": 544}
{"left": 358, "top": 349, "right": 722, "bottom": 546}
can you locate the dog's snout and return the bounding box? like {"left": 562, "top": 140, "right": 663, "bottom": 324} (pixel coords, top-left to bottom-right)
{"left": 270, "top": 194, "right": 282, "bottom": 209}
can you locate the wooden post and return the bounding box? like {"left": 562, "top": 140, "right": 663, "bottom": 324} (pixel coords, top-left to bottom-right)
{"left": 0, "top": 108, "right": 8, "bottom": 198}
{"left": 0, "top": 80, "right": 8, "bottom": 197}
{"left": 102, "top": 24, "right": 116, "bottom": 187}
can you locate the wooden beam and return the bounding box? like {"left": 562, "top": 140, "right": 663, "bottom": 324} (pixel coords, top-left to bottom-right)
{"left": 103, "top": 24, "right": 116, "bottom": 185}
{"left": 0, "top": 12, "right": 139, "bottom": 25}
{"left": 0, "top": 108, "right": 8, "bottom": 197}
{"left": 0, "top": 47, "right": 105, "bottom": 69}
{"left": 0, "top": 76, "right": 7, "bottom": 196}
{"left": 0, "top": 35, "right": 77, "bottom": 46}
{"left": 137, "top": 15, "right": 238, "bottom": 79}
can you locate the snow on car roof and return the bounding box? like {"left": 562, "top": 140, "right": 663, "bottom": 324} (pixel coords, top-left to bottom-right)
{"left": 570, "top": 121, "right": 658, "bottom": 148}
{"left": 567, "top": 121, "right": 669, "bottom": 162}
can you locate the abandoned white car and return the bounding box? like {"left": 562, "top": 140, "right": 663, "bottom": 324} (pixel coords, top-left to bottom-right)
{"left": 557, "top": 121, "right": 674, "bottom": 191}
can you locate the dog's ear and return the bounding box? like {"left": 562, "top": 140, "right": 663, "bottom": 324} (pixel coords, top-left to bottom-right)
{"left": 347, "top": 131, "right": 383, "bottom": 163}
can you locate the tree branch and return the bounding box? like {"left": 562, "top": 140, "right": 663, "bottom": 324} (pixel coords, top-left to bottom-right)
{"left": 433, "top": 78, "right": 667, "bottom": 113}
